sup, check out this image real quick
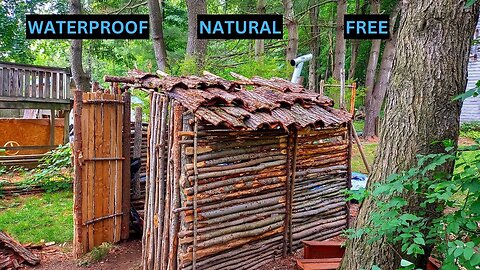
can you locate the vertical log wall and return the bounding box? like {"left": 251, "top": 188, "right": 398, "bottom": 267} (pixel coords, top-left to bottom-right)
{"left": 143, "top": 91, "right": 351, "bottom": 269}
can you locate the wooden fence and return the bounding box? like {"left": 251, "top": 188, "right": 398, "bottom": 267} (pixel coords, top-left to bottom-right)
{"left": 73, "top": 90, "right": 131, "bottom": 257}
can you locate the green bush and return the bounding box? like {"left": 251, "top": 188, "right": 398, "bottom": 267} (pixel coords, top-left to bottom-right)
{"left": 346, "top": 140, "right": 480, "bottom": 269}
{"left": 23, "top": 144, "right": 73, "bottom": 192}
{"left": 460, "top": 122, "right": 480, "bottom": 139}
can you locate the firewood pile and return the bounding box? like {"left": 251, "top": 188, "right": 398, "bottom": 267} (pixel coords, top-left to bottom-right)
{"left": 105, "top": 72, "right": 352, "bottom": 270}
{"left": 0, "top": 231, "right": 40, "bottom": 269}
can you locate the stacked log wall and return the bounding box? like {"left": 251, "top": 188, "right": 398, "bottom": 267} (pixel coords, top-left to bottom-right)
{"left": 143, "top": 92, "right": 350, "bottom": 270}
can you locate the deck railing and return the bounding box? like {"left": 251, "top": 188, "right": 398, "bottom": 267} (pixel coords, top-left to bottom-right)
{"left": 0, "top": 61, "right": 71, "bottom": 101}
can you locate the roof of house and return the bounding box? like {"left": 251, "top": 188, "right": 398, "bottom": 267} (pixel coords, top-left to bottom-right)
{"left": 105, "top": 71, "right": 352, "bottom": 130}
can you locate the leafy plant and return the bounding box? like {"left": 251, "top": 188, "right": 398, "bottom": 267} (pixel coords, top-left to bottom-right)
{"left": 77, "top": 242, "right": 114, "bottom": 266}
{"left": 346, "top": 141, "right": 480, "bottom": 269}
{"left": 460, "top": 122, "right": 480, "bottom": 139}
{"left": 23, "top": 144, "right": 73, "bottom": 192}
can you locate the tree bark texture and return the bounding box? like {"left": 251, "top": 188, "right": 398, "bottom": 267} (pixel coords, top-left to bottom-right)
{"left": 149, "top": 0, "right": 168, "bottom": 71}
{"left": 340, "top": 1, "right": 479, "bottom": 269}
{"left": 283, "top": 0, "right": 298, "bottom": 61}
{"left": 69, "top": 0, "right": 90, "bottom": 92}
{"left": 348, "top": 0, "right": 361, "bottom": 80}
{"left": 363, "top": 35, "right": 396, "bottom": 138}
{"left": 186, "top": 0, "right": 208, "bottom": 70}
{"left": 362, "top": 0, "right": 381, "bottom": 136}
{"left": 308, "top": 2, "right": 319, "bottom": 92}
{"left": 363, "top": 3, "right": 400, "bottom": 138}
{"left": 255, "top": 0, "right": 266, "bottom": 62}
{"left": 333, "top": 0, "right": 347, "bottom": 81}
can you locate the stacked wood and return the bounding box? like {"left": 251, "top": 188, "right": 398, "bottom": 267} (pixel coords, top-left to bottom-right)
{"left": 142, "top": 92, "right": 351, "bottom": 270}
{"left": 130, "top": 121, "right": 148, "bottom": 213}
{"left": 0, "top": 183, "right": 44, "bottom": 197}
{"left": 0, "top": 231, "right": 40, "bottom": 269}
{"left": 291, "top": 127, "right": 350, "bottom": 250}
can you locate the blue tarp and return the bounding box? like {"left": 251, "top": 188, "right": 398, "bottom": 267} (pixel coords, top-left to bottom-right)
{"left": 351, "top": 172, "right": 368, "bottom": 190}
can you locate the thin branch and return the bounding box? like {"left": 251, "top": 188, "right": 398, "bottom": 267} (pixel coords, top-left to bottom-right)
{"left": 297, "top": 0, "right": 337, "bottom": 20}
{"left": 108, "top": 0, "right": 147, "bottom": 14}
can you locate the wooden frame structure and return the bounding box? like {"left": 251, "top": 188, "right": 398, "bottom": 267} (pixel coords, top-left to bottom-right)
{"left": 106, "top": 72, "right": 353, "bottom": 270}
{"left": 0, "top": 62, "right": 72, "bottom": 165}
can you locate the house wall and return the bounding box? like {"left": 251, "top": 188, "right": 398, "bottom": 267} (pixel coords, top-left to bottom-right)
{"left": 461, "top": 19, "right": 480, "bottom": 122}
{"left": 0, "top": 118, "right": 65, "bottom": 155}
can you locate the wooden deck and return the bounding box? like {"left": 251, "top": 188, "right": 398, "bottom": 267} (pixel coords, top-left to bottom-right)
{"left": 0, "top": 61, "right": 73, "bottom": 166}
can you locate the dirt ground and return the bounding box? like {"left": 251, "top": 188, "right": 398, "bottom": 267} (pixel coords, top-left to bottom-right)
{"left": 29, "top": 240, "right": 142, "bottom": 270}
{"left": 23, "top": 204, "right": 359, "bottom": 270}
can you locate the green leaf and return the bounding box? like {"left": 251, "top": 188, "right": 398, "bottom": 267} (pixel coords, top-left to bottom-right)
{"left": 454, "top": 87, "right": 478, "bottom": 100}
{"left": 400, "top": 259, "right": 413, "bottom": 267}
{"left": 371, "top": 265, "right": 381, "bottom": 270}
{"left": 471, "top": 198, "right": 480, "bottom": 213}
{"left": 463, "top": 247, "right": 474, "bottom": 260}
{"left": 453, "top": 247, "right": 463, "bottom": 258}
{"left": 470, "top": 253, "right": 480, "bottom": 266}
{"left": 414, "top": 237, "right": 425, "bottom": 245}
{"left": 465, "top": 0, "right": 477, "bottom": 8}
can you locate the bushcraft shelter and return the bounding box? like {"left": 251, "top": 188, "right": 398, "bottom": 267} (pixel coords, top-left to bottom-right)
{"left": 106, "top": 71, "right": 353, "bottom": 270}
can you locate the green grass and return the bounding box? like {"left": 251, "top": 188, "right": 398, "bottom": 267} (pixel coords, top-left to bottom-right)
{"left": 0, "top": 191, "right": 73, "bottom": 244}
{"left": 350, "top": 141, "right": 480, "bottom": 175}
{"left": 353, "top": 120, "right": 365, "bottom": 133}
{"left": 351, "top": 142, "right": 377, "bottom": 174}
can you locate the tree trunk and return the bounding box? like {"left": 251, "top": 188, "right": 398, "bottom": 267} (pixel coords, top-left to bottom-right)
{"left": 308, "top": 1, "right": 319, "bottom": 92}
{"left": 69, "top": 0, "right": 90, "bottom": 92}
{"left": 332, "top": 0, "right": 346, "bottom": 81}
{"left": 340, "top": 1, "right": 479, "bottom": 269}
{"left": 186, "top": 0, "right": 208, "bottom": 71}
{"left": 149, "top": 0, "right": 167, "bottom": 71}
{"left": 362, "top": 0, "right": 381, "bottom": 138}
{"left": 348, "top": 0, "right": 361, "bottom": 80}
{"left": 363, "top": 24, "right": 397, "bottom": 139}
{"left": 283, "top": 0, "right": 298, "bottom": 61}
{"left": 255, "top": 0, "right": 266, "bottom": 62}
{"left": 363, "top": 2, "right": 400, "bottom": 138}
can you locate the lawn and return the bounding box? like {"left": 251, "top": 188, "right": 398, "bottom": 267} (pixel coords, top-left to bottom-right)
{"left": 351, "top": 142, "right": 377, "bottom": 174}
{"left": 0, "top": 191, "right": 73, "bottom": 244}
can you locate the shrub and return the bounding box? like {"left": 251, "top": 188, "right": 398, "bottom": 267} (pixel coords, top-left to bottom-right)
{"left": 346, "top": 140, "right": 480, "bottom": 269}
{"left": 460, "top": 122, "right": 480, "bottom": 139}
{"left": 23, "top": 144, "right": 73, "bottom": 192}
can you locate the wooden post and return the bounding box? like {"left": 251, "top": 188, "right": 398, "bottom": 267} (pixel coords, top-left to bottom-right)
{"left": 132, "top": 106, "right": 142, "bottom": 199}
{"left": 319, "top": 80, "right": 325, "bottom": 96}
{"left": 350, "top": 121, "right": 370, "bottom": 173}
{"left": 282, "top": 130, "right": 292, "bottom": 257}
{"left": 64, "top": 110, "right": 70, "bottom": 144}
{"left": 346, "top": 122, "right": 353, "bottom": 228}
{"left": 73, "top": 90, "right": 83, "bottom": 258}
{"left": 288, "top": 128, "right": 298, "bottom": 253}
{"left": 121, "top": 91, "right": 131, "bottom": 240}
{"left": 192, "top": 118, "right": 199, "bottom": 270}
{"left": 339, "top": 69, "right": 346, "bottom": 110}
{"left": 349, "top": 82, "right": 357, "bottom": 115}
{"left": 50, "top": 109, "right": 55, "bottom": 147}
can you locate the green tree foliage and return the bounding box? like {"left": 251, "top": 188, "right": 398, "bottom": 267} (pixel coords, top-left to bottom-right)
{"left": 0, "top": 0, "right": 41, "bottom": 62}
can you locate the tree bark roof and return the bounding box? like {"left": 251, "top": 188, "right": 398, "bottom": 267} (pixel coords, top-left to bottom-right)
{"left": 105, "top": 71, "right": 352, "bottom": 130}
